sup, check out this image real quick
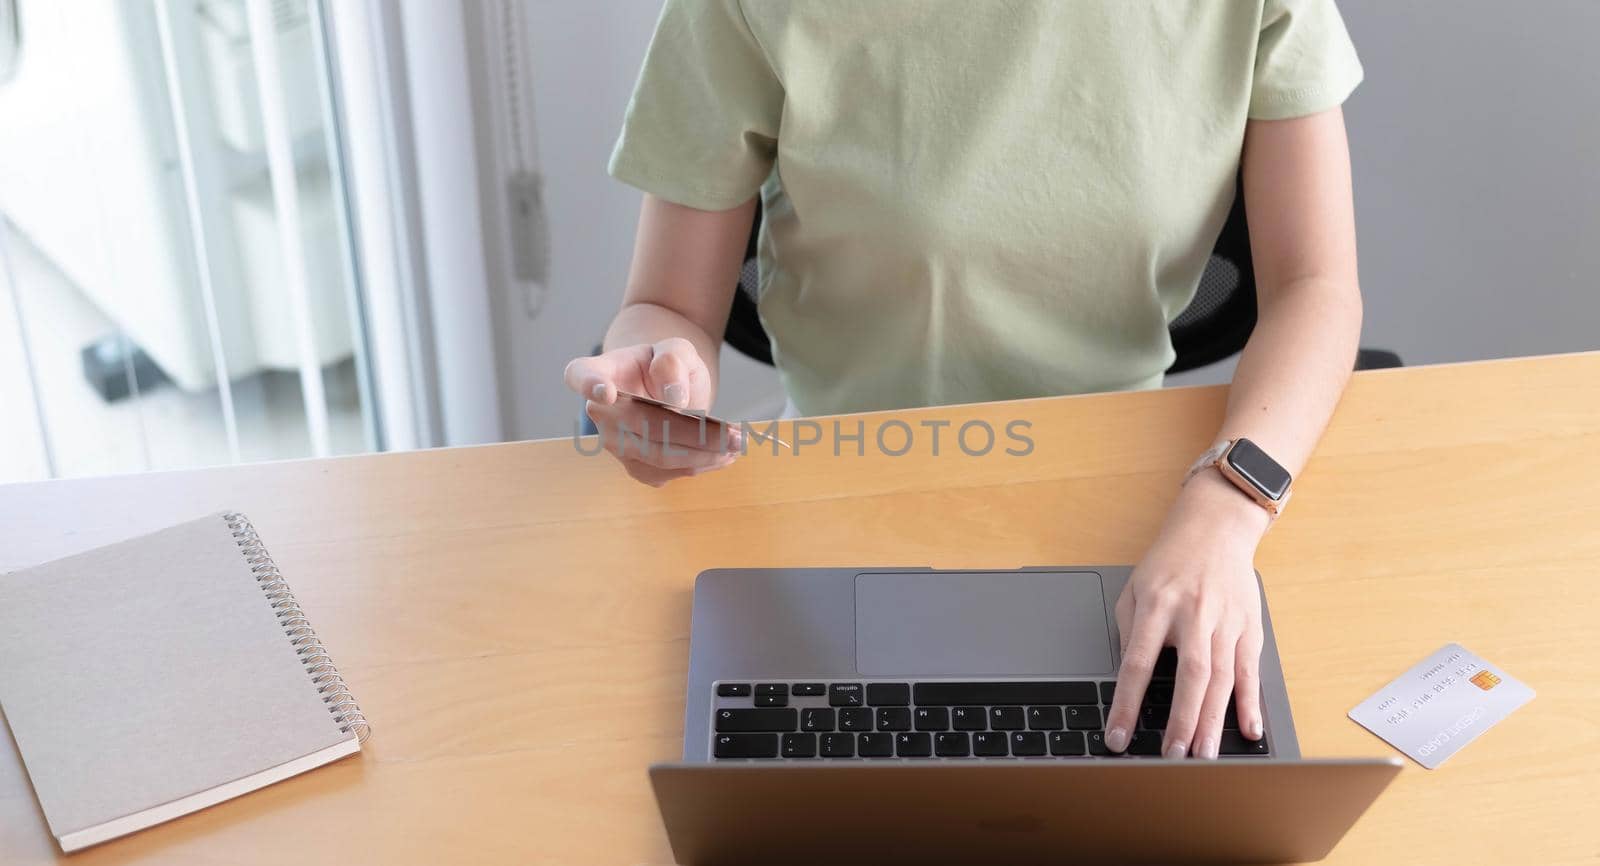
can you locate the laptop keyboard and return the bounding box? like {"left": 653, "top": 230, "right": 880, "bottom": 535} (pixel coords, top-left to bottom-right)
{"left": 711, "top": 653, "right": 1270, "bottom": 760}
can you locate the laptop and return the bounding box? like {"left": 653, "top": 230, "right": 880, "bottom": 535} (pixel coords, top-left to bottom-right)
{"left": 650, "top": 567, "right": 1401, "bottom": 864}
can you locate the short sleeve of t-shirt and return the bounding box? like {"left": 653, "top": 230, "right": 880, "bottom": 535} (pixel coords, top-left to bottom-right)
{"left": 608, "top": 0, "right": 783, "bottom": 210}
{"left": 1250, "top": 0, "right": 1364, "bottom": 119}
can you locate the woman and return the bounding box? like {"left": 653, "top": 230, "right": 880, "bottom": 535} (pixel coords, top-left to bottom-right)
{"left": 564, "top": 1, "right": 1363, "bottom": 761}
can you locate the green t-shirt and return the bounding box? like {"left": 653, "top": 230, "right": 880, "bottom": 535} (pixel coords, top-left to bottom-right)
{"left": 609, "top": 1, "right": 1363, "bottom": 415}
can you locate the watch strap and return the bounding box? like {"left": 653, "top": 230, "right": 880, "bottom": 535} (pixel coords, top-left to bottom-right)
{"left": 1182, "top": 439, "right": 1232, "bottom": 487}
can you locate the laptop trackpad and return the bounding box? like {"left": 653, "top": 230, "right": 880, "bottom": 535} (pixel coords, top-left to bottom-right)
{"left": 854, "top": 571, "right": 1114, "bottom": 677}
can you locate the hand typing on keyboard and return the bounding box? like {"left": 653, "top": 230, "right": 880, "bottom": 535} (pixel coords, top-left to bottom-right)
{"left": 1104, "top": 468, "right": 1272, "bottom": 760}
{"left": 710, "top": 678, "right": 1268, "bottom": 760}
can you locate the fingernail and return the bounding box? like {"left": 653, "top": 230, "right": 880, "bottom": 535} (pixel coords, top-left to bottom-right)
{"left": 1249, "top": 720, "right": 1263, "bottom": 739}
{"left": 590, "top": 383, "right": 607, "bottom": 401}
{"left": 1165, "top": 742, "right": 1188, "bottom": 760}
{"left": 662, "top": 382, "right": 688, "bottom": 406}
{"left": 1105, "top": 727, "right": 1129, "bottom": 752}
{"left": 1198, "top": 737, "right": 1218, "bottom": 760}
{"left": 727, "top": 428, "right": 744, "bottom": 453}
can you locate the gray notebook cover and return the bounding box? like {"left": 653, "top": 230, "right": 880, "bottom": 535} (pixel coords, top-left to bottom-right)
{"left": 0, "top": 513, "right": 362, "bottom": 850}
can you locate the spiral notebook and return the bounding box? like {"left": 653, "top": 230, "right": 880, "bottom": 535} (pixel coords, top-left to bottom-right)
{"left": 0, "top": 513, "right": 369, "bottom": 852}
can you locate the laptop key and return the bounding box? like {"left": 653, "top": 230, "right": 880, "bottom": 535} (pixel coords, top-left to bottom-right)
{"left": 896, "top": 732, "right": 933, "bottom": 757}
{"left": 820, "top": 733, "right": 855, "bottom": 758}
{"left": 867, "top": 683, "right": 911, "bottom": 706}
{"left": 858, "top": 732, "right": 895, "bottom": 757}
{"left": 715, "top": 733, "right": 778, "bottom": 758}
{"left": 972, "top": 731, "right": 1009, "bottom": 757}
{"left": 1065, "top": 705, "right": 1102, "bottom": 730}
{"left": 801, "top": 708, "right": 835, "bottom": 732}
{"left": 1139, "top": 704, "right": 1169, "bottom": 730}
{"left": 951, "top": 707, "right": 986, "bottom": 731}
{"left": 1086, "top": 730, "right": 1122, "bottom": 757}
{"left": 1027, "top": 706, "right": 1064, "bottom": 730}
{"left": 755, "top": 693, "right": 789, "bottom": 707}
{"left": 989, "top": 707, "right": 1025, "bottom": 730}
{"left": 1219, "top": 731, "right": 1270, "bottom": 756}
{"left": 1049, "top": 731, "right": 1086, "bottom": 756}
{"left": 914, "top": 681, "right": 1098, "bottom": 706}
{"left": 1098, "top": 681, "right": 1115, "bottom": 704}
{"left": 935, "top": 732, "right": 971, "bottom": 757}
{"left": 876, "top": 708, "right": 912, "bottom": 731}
{"left": 791, "top": 683, "right": 826, "bottom": 696}
{"left": 1127, "top": 730, "right": 1162, "bottom": 756}
{"left": 755, "top": 683, "right": 787, "bottom": 696}
{"left": 1145, "top": 680, "right": 1175, "bottom": 704}
{"left": 838, "top": 707, "right": 873, "bottom": 731}
{"left": 717, "top": 683, "right": 751, "bottom": 697}
{"left": 781, "top": 733, "right": 817, "bottom": 758}
{"left": 829, "top": 683, "right": 865, "bottom": 707}
{"left": 1011, "top": 731, "right": 1047, "bottom": 757}
{"left": 914, "top": 707, "right": 950, "bottom": 731}
{"left": 715, "top": 708, "right": 798, "bottom": 732}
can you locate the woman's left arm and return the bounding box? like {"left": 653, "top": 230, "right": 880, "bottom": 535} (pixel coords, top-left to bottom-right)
{"left": 1102, "top": 106, "right": 1362, "bottom": 759}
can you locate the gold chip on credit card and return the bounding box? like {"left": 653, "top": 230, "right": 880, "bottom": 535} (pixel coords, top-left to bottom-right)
{"left": 1470, "top": 670, "right": 1501, "bottom": 690}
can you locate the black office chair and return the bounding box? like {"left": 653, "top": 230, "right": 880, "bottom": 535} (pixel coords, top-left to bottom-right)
{"left": 724, "top": 224, "right": 773, "bottom": 366}
{"left": 723, "top": 176, "right": 1401, "bottom": 374}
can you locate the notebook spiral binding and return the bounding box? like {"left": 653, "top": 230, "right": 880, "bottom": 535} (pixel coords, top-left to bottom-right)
{"left": 222, "top": 512, "right": 371, "bottom": 744}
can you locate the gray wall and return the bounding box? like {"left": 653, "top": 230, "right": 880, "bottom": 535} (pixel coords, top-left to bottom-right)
{"left": 1341, "top": 0, "right": 1600, "bottom": 367}
{"left": 503, "top": 2, "right": 1600, "bottom": 436}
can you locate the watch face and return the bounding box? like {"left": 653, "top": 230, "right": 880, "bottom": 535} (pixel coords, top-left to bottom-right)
{"left": 1225, "top": 438, "right": 1291, "bottom": 501}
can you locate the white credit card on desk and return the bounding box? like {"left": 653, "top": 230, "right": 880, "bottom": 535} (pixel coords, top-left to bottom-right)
{"left": 1348, "top": 642, "right": 1534, "bottom": 769}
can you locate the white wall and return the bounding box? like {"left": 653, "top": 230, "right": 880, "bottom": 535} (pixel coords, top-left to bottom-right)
{"left": 1173, "top": 0, "right": 1600, "bottom": 388}
{"left": 400, "top": 1, "right": 506, "bottom": 445}
{"left": 496, "top": 1, "right": 1599, "bottom": 422}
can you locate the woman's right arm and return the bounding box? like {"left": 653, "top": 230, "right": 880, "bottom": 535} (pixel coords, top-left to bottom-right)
{"left": 563, "top": 193, "right": 757, "bottom": 486}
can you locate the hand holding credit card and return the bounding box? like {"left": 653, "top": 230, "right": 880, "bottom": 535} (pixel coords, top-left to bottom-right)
{"left": 1348, "top": 643, "right": 1533, "bottom": 769}
{"left": 617, "top": 390, "right": 792, "bottom": 449}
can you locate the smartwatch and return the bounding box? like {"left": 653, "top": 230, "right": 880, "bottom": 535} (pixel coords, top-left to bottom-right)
{"left": 1183, "top": 437, "right": 1294, "bottom": 517}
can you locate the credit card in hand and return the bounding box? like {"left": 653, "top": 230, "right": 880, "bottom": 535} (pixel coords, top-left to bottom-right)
{"left": 615, "top": 390, "right": 791, "bottom": 449}
{"left": 1348, "top": 642, "right": 1533, "bottom": 769}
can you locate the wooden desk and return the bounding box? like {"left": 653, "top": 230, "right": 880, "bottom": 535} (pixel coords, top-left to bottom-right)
{"left": 2, "top": 352, "right": 1597, "bottom": 865}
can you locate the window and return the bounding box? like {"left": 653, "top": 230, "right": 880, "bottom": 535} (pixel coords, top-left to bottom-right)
{"left": 0, "top": 0, "right": 377, "bottom": 481}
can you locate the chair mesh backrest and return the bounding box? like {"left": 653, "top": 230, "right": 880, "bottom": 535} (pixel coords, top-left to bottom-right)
{"left": 738, "top": 257, "right": 760, "bottom": 302}
{"left": 1173, "top": 256, "right": 1241, "bottom": 331}
{"left": 1164, "top": 172, "right": 1257, "bottom": 373}
{"left": 724, "top": 238, "right": 775, "bottom": 365}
